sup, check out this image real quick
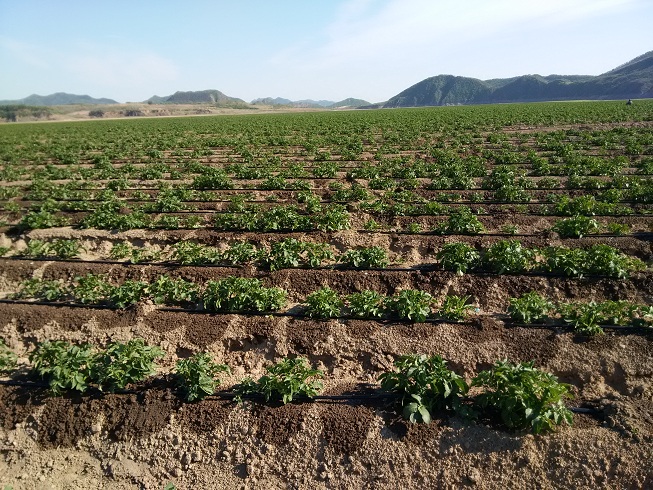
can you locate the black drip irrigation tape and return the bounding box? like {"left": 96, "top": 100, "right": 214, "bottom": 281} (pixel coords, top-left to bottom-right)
{"left": 13, "top": 195, "right": 653, "bottom": 206}
{"left": 505, "top": 322, "right": 652, "bottom": 332}
{"left": 156, "top": 307, "right": 469, "bottom": 325}
{"left": 0, "top": 299, "right": 649, "bottom": 332}
{"left": 356, "top": 230, "right": 652, "bottom": 238}
{"left": 0, "top": 258, "right": 650, "bottom": 279}
{"left": 0, "top": 299, "right": 118, "bottom": 310}
{"left": 0, "top": 379, "right": 600, "bottom": 414}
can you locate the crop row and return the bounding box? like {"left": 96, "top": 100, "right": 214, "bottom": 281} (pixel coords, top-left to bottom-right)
{"left": 9, "top": 182, "right": 653, "bottom": 212}
{"left": 2, "top": 150, "right": 651, "bottom": 183}
{"left": 1, "top": 103, "right": 651, "bottom": 165}
{"left": 5, "top": 275, "right": 651, "bottom": 332}
{"left": 4, "top": 169, "right": 653, "bottom": 203}
{"left": 507, "top": 292, "right": 653, "bottom": 334}
{"left": 0, "top": 338, "right": 573, "bottom": 434}
{"left": 9, "top": 196, "right": 652, "bottom": 233}
{"left": 2, "top": 239, "right": 646, "bottom": 277}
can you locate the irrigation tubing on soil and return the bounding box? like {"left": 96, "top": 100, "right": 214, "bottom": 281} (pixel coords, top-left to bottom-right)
{"left": 0, "top": 299, "right": 648, "bottom": 333}
{"left": 1, "top": 258, "right": 650, "bottom": 279}
{"left": 0, "top": 380, "right": 599, "bottom": 415}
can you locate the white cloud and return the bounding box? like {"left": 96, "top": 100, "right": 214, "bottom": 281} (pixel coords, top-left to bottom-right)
{"left": 261, "top": 0, "right": 642, "bottom": 100}
{"left": 309, "top": 0, "right": 638, "bottom": 69}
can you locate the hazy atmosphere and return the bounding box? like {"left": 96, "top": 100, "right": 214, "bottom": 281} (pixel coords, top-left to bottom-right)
{"left": 1, "top": 0, "right": 651, "bottom": 103}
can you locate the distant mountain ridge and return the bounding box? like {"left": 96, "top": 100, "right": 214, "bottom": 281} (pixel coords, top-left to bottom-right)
{"left": 251, "top": 97, "right": 335, "bottom": 108}
{"left": 330, "top": 98, "right": 370, "bottom": 108}
{"left": 6, "top": 51, "right": 649, "bottom": 111}
{"left": 252, "top": 97, "right": 370, "bottom": 108}
{"left": 383, "top": 50, "right": 653, "bottom": 108}
{"left": 0, "top": 92, "right": 118, "bottom": 106}
{"left": 145, "top": 89, "right": 246, "bottom": 106}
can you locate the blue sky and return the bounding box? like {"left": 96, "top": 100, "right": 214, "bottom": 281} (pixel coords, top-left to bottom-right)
{"left": 1, "top": 0, "right": 651, "bottom": 103}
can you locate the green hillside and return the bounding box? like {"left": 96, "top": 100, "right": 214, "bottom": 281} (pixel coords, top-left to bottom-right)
{"left": 0, "top": 92, "right": 118, "bottom": 106}
{"left": 329, "top": 98, "right": 370, "bottom": 108}
{"left": 383, "top": 51, "right": 653, "bottom": 107}
{"left": 146, "top": 89, "right": 247, "bottom": 106}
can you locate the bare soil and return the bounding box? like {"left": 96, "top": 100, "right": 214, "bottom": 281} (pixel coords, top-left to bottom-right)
{"left": 1, "top": 116, "right": 652, "bottom": 489}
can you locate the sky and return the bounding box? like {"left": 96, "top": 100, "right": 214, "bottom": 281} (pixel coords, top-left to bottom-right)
{"left": 0, "top": 0, "right": 651, "bottom": 103}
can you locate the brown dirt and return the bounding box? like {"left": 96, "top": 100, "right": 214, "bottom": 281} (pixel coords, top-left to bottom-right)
{"left": 1, "top": 118, "right": 653, "bottom": 489}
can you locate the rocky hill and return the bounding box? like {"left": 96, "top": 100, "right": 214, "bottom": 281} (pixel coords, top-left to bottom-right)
{"left": 330, "top": 98, "right": 371, "bottom": 108}
{"left": 251, "top": 97, "right": 336, "bottom": 108}
{"left": 0, "top": 92, "right": 118, "bottom": 106}
{"left": 145, "top": 89, "right": 247, "bottom": 106}
{"left": 383, "top": 51, "right": 653, "bottom": 107}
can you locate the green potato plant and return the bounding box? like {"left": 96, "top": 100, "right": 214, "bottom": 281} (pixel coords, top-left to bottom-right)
{"left": 234, "top": 357, "right": 323, "bottom": 404}
{"left": 175, "top": 353, "right": 230, "bottom": 402}
{"left": 379, "top": 354, "right": 470, "bottom": 424}
{"left": 472, "top": 360, "right": 573, "bottom": 434}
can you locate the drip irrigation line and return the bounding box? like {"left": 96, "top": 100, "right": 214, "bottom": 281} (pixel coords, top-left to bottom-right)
{"left": 0, "top": 299, "right": 648, "bottom": 332}
{"left": 13, "top": 195, "right": 653, "bottom": 206}
{"left": 0, "top": 380, "right": 601, "bottom": 414}
{"left": 505, "top": 322, "right": 651, "bottom": 332}
{"left": 0, "top": 299, "right": 118, "bottom": 310}
{"left": 0, "top": 253, "right": 650, "bottom": 279}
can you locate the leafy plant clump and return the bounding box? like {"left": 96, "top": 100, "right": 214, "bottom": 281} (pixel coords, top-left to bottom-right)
{"left": 147, "top": 276, "right": 198, "bottom": 305}
{"left": 234, "top": 357, "right": 323, "bottom": 404}
{"left": 472, "top": 360, "right": 573, "bottom": 434}
{"left": 347, "top": 290, "right": 386, "bottom": 318}
{"left": 175, "top": 353, "right": 230, "bottom": 402}
{"left": 108, "top": 280, "right": 149, "bottom": 308}
{"left": 435, "top": 206, "right": 485, "bottom": 235}
{"left": 436, "top": 243, "right": 480, "bottom": 275}
{"left": 202, "top": 277, "right": 287, "bottom": 312}
{"left": 339, "top": 246, "right": 389, "bottom": 268}
{"left": 91, "top": 339, "right": 164, "bottom": 392}
{"left": 172, "top": 241, "right": 221, "bottom": 265}
{"left": 551, "top": 215, "right": 599, "bottom": 238}
{"left": 72, "top": 274, "right": 112, "bottom": 304}
{"left": 387, "top": 290, "right": 433, "bottom": 322}
{"left": 0, "top": 339, "right": 18, "bottom": 373}
{"left": 558, "top": 302, "right": 605, "bottom": 335}
{"left": 304, "top": 287, "right": 343, "bottom": 319}
{"left": 262, "top": 238, "right": 334, "bottom": 271}
{"left": 379, "top": 354, "right": 470, "bottom": 423}
{"left": 437, "top": 295, "right": 474, "bottom": 322}
{"left": 584, "top": 244, "right": 645, "bottom": 279}
{"left": 13, "top": 278, "right": 69, "bottom": 301}
{"left": 29, "top": 341, "right": 95, "bottom": 395}
{"left": 508, "top": 292, "right": 554, "bottom": 323}
{"left": 482, "top": 240, "right": 535, "bottom": 274}
{"left": 22, "top": 239, "right": 83, "bottom": 259}
{"left": 221, "top": 241, "right": 258, "bottom": 265}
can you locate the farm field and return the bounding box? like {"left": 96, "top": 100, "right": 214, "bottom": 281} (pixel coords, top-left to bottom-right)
{"left": 0, "top": 100, "right": 652, "bottom": 489}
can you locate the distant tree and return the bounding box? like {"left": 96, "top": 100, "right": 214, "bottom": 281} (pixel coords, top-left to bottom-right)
{"left": 89, "top": 110, "right": 105, "bottom": 118}
{"left": 124, "top": 109, "right": 145, "bottom": 117}
{"left": 0, "top": 105, "right": 50, "bottom": 122}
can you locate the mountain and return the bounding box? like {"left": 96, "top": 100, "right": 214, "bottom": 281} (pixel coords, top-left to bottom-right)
{"left": 251, "top": 97, "right": 336, "bottom": 108}
{"left": 384, "top": 76, "right": 491, "bottom": 107}
{"left": 251, "top": 97, "right": 294, "bottom": 106}
{"left": 329, "top": 98, "right": 370, "bottom": 108}
{"left": 0, "top": 92, "right": 118, "bottom": 106}
{"left": 297, "top": 99, "right": 335, "bottom": 107}
{"left": 383, "top": 51, "right": 653, "bottom": 107}
{"left": 145, "top": 89, "right": 246, "bottom": 105}
{"left": 145, "top": 95, "right": 169, "bottom": 104}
